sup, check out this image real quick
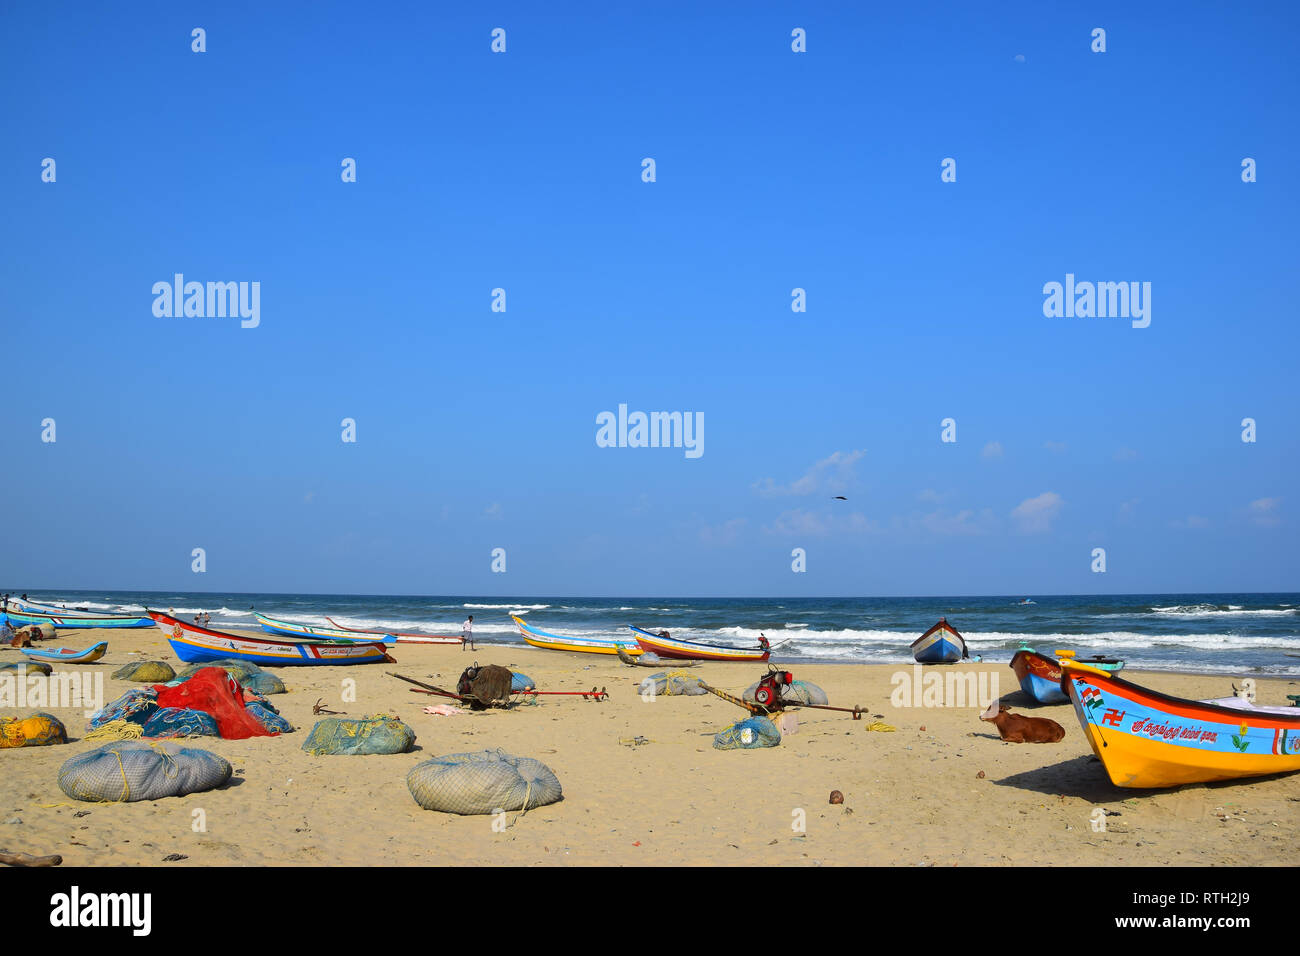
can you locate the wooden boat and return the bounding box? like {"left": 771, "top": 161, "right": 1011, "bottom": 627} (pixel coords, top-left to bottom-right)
{"left": 7, "top": 597, "right": 139, "bottom": 619}
{"left": 629, "top": 625, "right": 770, "bottom": 662}
{"left": 19, "top": 641, "right": 108, "bottom": 664}
{"left": 1010, "top": 647, "right": 1125, "bottom": 704}
{"left": 148, "top": 611, "right": 392, "bottom": 667}
{"left": 1061, "top": 658, "right": 1300, "bottom": 788}
{"left": 255, "top": 612, "right": 394, "bottom": 643}
{"left": 325, "top": 617, "right": 461, "bottom": 645}
{"left": 911, "top": 618, "right": 967, "bottom": 664}
{"left": 3, "top": 600, "right": 150, "bottom": 632}
{"left": 512, "top": 615, "right": 642, "bottom": 656}
{"left": 2, "top": 607, "right": 152, "bottom": 629}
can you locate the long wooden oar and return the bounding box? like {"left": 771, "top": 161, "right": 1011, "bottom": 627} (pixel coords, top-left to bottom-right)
{"left": 388, "top": 672, "right": 472, "bottom": 702}
{"left": 698, "top": 681, "right": 769, "bottom": 716}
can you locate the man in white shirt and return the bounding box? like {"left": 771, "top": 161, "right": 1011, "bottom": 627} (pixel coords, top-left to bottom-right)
{"left": 462, "top": 615, "right": 475, "bottom": 651}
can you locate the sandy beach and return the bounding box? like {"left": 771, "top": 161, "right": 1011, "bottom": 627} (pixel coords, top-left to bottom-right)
{"left": 3, "top": 625, "right": 1298, "bottom": 867}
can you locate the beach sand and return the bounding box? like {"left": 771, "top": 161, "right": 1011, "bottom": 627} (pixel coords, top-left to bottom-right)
{"left": 2, "top": 626, "right": 1298, "bottom": 866}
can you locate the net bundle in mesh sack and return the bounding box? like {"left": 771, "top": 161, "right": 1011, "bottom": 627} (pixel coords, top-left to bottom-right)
{"left": 87, "top": 689, "right": 159, "bottom": 731}
{"left": 407, "top": 749, "right": 562, "bottom": 815}
{"left": 301, "top": 715, "right": 414, "bottom": 755}
{"left": 140, "top": 707, "right": 220, "bottom": 739}
{"left": 713, "top": 716, "right": 781, "bottom": 750}
{"left": 638, "top": 671, "right": 707, "bottom": 697}
{"left": 1, "top": 712, "right": 68, "bottom": 748}
{"left": 175, "top": 659, "right": 285, "bottom": 694}
{"left": 0, "top": 660, "right": 52, "bottom": 676}
{"left": 246, "top": 702, "right": 293, "bottom": 734}
{"left": 112, "top": 661, "right": 177, "bottom": 682}
{"left": 58, "top": 741, "right": 232, "bottom": 803}
{"left": 743, "top": 679, "right": 828, "bottom": 706}
{"left": 510, "top": 671, "right": 535, "bottom": 692}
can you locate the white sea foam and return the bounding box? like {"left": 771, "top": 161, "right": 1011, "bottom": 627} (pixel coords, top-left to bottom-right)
{"left": 464, "top": 603, "right": 549, "bottom": 610}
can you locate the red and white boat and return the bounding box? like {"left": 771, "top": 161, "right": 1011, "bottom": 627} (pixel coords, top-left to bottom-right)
{"left": 325, "top": 617, "right": 461, "bottom": 645}
{"left": 629, "top": 626, "right": 772, "bottom": 662}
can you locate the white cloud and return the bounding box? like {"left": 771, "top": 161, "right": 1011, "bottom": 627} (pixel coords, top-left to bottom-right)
{"left": 753, "top": 449, "right": 865, "bottom": 498}
{"left": 916, "top": 508, "right": 997, "bottom": 536}
{"left": 1011, "top": 492, "right": 1063, "bottom": 533}
{"left": 762, "top": 508, "right": 876, "bottom": 537}
{"left": 1249, "top": 497, "right": 1281, "bottom": 527}
{"left": 699, "top": 517, "right": 746, "bottom": 546}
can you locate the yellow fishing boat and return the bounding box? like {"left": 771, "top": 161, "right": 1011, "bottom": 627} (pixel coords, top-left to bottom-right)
{"left": 1061, "top": 658, "right": 1300, "bottom": 789}
{"left": 512, "top": 615, "right": 642, "bottom": 656}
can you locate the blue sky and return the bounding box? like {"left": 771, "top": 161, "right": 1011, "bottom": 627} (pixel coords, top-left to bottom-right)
{"left": 2, "top": 1, "right": 1296, "bottom": 597}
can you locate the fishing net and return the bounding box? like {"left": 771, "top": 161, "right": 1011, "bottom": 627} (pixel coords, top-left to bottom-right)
{"left": 301, "top": 715, "right": 415, "bottom": 755}
{"left": 87, "top": 689, "right": 159, "bottom": 730}
{"left": 743, "top": 679, "right": 828, "bottom": 706}
{"left": 240, "top": 672, "right": 286, "bottom": 695}
{"left": 140, "top": 707, "right": 220, "bottom": 739}
{"left": 0, "top": 660, "right": 52, "bottom": 676}
{"left": 510, "top": 671, "right": 535, "bottom": 692}
{"left": 112, "top": 661, "right": 176, "bottom": 682}
{"left": 406, "top": 749, "right": 562, "bottom": 815}
{"left": 176, "top": 659, "right": 286, "bottom": 694}
{"left": 638, "top": 672, "right": 707, "bottom": 697}
{"left": 714, "top": 716, "right": 781, "bottom": 750}
{"left": 152, "top": 669, "right": 276, "bottom": 740}
{"left": 0, "top": 712, "right": 68, "bottom": 748}
{"left": 246, "top": 702, "right": 293, "bottom": 735}
{"left": 58, "top": 741, "right": 232, "bottom": 803}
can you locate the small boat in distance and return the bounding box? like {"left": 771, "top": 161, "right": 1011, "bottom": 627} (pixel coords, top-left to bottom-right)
{"left": 1011, "top": 647, "right": 1124, "bottom": 704}
{"left": 629, "top": 625, "right": 771, "bottom": 662}
{"left": 512, "top": 615, "right": 642, "bottom": 656}
{"left": 325, "top": 617, "right": 460, "bottom": 645}
{"left": 1061, "top": 658, "right": 1300, "bottom": 788}
{"left": 149, "top": 611, "right": 392, "bottom": 667}
{"left": 20, "top": 641, "right": 108, "bottom": 664}
{"left": 911, "top": 618, "right": 968, "bottom": 664}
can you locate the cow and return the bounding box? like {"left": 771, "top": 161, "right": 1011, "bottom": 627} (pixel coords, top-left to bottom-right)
{"left": 980, "top": 700, "right": 1065, "bottom": 743}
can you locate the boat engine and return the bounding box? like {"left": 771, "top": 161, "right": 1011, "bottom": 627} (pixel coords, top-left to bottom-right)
{"left": 753, "top": 668, "right": 793, "bottom": 709}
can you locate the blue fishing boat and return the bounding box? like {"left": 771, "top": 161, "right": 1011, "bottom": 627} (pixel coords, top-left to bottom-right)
{"left": 910, "top": 618, "right": 967, "bottom": 664}
{"left": 20, "top": 642, "right": 108, "bottom": 664}
{"left": 1010, "top": 648, "right": 1125, "bottom": 704}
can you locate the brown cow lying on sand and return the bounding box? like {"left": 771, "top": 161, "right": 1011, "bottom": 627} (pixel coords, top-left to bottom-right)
{"left": 980, "top": 700, "right": 1065, "bottom": 743}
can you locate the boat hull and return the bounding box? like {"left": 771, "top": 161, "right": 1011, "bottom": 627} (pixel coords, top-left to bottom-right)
{"left": 3, "top": 608, "right": 151, "bottom": 629}
{"left": 1062, "top": 661, "right": 1300, "bottom": 789}
{"left": 255, "top": 613, "right": 393, "bottom": 643}
{"left": 1011, "top": 650, "right": 1125, "bottom": 704}
{"left": 911, "top": 619, "right": 967, "bottom": 664}
{"left": 512, "top": 615, "right": 641, "bottom": 656}
{"left": 149, "top": 612, "right": 391, "bottom": 667}
{"left": 20, "top": 642, "right": 108, "bottom": 664}
{"left": 629, "top": 626, "right": 769, "bottom": 662}
{"left": 325, "top": 617, "right": 460, "bottom": 644}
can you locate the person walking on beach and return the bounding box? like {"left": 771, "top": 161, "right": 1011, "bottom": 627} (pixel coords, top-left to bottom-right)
{"left": 462, "top": 614, "right": 475, "bottom": 652}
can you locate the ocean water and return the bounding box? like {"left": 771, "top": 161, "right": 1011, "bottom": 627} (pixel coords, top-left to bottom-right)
{"left": 11, "top": 590, "right": 1300, "bottom": 677}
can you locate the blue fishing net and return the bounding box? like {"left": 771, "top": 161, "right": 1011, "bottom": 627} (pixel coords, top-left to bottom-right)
{"left": 301, "top": 716, "right": 415, "bottom": 755}
{"left": 58, "top": 741, "right": 232, "bottom": 803}
{"left": 246, "top": 702, "right": 293, "bottom": 734}
{"left": 87, "top": 689, "right": 159, "bottom": 730}
{"left": 713, "top": 716, "right": 781, "bottom": 750}
{"left": 510, "top": 671, "right": 535, "bottom": 692}
{"left": 140, "top": 707, "right": 220, "bottom": 739}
